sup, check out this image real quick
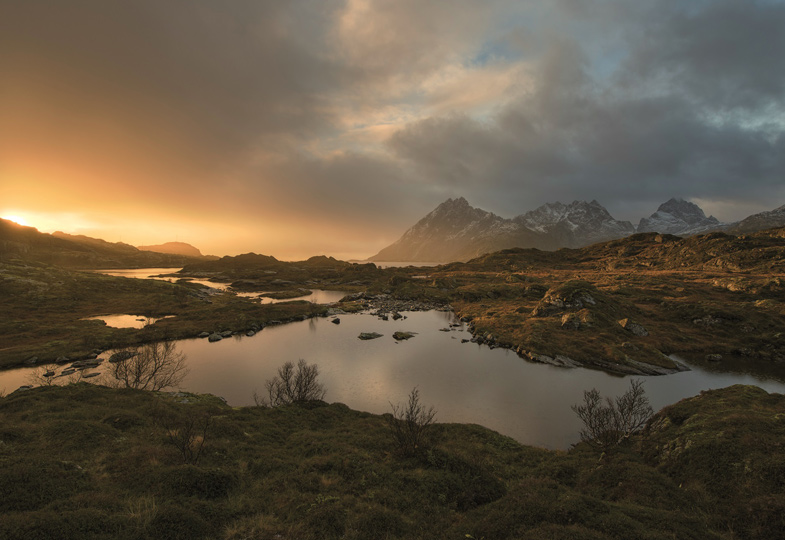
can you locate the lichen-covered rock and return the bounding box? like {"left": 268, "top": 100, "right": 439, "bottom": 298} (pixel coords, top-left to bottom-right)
{"left": 531, "top": 280, "right": 598, "bottom": 317}
{"left": 618, "top": 318, "right": 649, "bottom": 337}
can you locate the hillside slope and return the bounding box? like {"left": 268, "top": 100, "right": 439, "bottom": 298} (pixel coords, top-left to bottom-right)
{"left": 0, "top": 219, "right": 206, "bottom": 268}
{"left": 1, "top": 383, "right": 782, "bottom": 539}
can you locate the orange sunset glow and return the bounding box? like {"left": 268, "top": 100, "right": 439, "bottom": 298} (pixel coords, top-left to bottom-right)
{"left": 1, "top": 1, "right": 783, "bottom": 260}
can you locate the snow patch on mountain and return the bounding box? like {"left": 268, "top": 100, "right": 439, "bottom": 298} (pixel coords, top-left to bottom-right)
{"left": 637, "top": 198, "right": 722, "bottom": 235}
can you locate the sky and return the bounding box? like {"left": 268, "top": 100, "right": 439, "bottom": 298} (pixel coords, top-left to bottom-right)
{"left": 1, "top": 0, "right": 784, "bottom": 260}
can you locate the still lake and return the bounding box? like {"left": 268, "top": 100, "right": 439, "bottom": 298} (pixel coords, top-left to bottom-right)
{"left": 4, "top": 308, "right": 785, "bottom": 449}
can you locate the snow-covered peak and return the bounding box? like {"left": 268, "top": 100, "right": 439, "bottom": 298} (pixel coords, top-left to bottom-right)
{"left": 638, "top": 198, "right": 721, "bottom": 235}
{"left": 515, "top": 200, "right": 630, "bottom": 236}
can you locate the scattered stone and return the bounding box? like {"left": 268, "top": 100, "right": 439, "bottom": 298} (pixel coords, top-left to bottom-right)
{"left": 392, "top": 312, "right": 402, "bottom": 320}
{"left": 531, "top": 283, "right": 597, "bottom": 317}
{"left": 439, "top": 328, "right": 451, "bottom": 332}
{"left": 461, "top": 339, "right": 471, "bottom": 343}
{"left": 198, "top": 331, "right": 210, "bottom": 338}
{"left": 560, "top": 313, "right": 581, "bottom": 330}
{"left": 246, "top": 330, "right": 256, "bottom": 337}
{"left": 693, "top": 315, "right": 723, "bottom": 327}
{"left": 221, "top": 330, "right": 233, "bottom": 338}
{"left": 330, "top": 318, "right": 341, "bottom": 324}
{"left": 358, "top": 332, "right": 383, "bottom": 340}
{"left": 43, "top": 371, "right": 55, "bottom": 378}
{"left": 618, "top": 318, "right": 649, "bottom": 337}
{"left": 109, "top": 351, "right": 137, "bottom": 363}
{"left": 55, "top": 356, "right": 70, "bottom": 364}
{"left": 706, "top": 353, "right": 723, "bottom": 362}
{"left": 208, "top": 333, "right": 223, "bottom": 342}
{"left": 393, "top": 331, "right": 416, "bottom": 341}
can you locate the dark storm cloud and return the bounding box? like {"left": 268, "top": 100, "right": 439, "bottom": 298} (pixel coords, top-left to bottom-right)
{"left": 618, "top": 0, "right": 785, "bottom": 112}
{"left": 0, "top": 0, "right": 346, "bottom": 169}
{"left": 388, "top": 0, "right": 785, "bottom": 221}
{"left": 2, "top": 0, "right": 784, "bottom": 256}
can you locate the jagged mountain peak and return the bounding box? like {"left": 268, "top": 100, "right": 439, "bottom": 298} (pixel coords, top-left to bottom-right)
{"left": 638, "top": 198, "right": 720, "bottom": 235}
{"left": 515, "top": 199, "right": 630, "bottom": 233}
{"left": 657, "top": 198, "right": 712, "bottom": 222}
{"left": 370, "top": 197, "right": 633, "bottom": 262}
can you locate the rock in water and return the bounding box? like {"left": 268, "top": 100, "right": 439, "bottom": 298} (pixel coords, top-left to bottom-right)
{"left": 358, "top": 332, "right": 383, "bottom": 340}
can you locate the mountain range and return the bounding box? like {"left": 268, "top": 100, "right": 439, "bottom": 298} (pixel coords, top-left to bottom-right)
{"left": 369, "top": 197, "right": 785, "bottom": 262}
{"left": 0, "top": 219, "right": 213, "bottom": 268}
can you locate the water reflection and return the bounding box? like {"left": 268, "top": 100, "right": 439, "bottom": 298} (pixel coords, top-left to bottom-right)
{"left": 93, "top": 267, "right": 182, "bottom": 281}
{"left": 5, "top": 311, "right": 784, "bottom": 450}
{"left": 81, "top": 314, "right": 173, "bottom": 329}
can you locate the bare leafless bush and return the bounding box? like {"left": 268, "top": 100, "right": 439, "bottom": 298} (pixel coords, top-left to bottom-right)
{"left": 571, "top": 378, "right": 653, "bottom": 451}
{"left": 265, "top": 359, "right": 326, "bottom": 406}
{"left": 159, "top": 410, "right": 211, "bottom": 465}
{"left": 387, "top": 387, "right": 437, "bottom": 456}
{"left": 26, "top": 364, "right": 58, "bottom": 387}
{"left": 108, "top": 341, "right": 188, "bottom": 391}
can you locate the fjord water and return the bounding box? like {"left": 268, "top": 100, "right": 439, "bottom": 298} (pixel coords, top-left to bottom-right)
{"left": 6, "top": 310, "right": 784, "bottom": 449}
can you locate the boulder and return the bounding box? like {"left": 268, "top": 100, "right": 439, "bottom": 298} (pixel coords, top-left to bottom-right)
{"left": 706, "top": 353, "right": 723, "bottom": 362}
{"left": 618, "top": 318, "right": 649, "bottom": 337}
{"left": 109, "top": 350, "right": 137, "bottom": 363}
{"left": 358, "top": 332, "right": 383, "bottom": 340}
{"left": 393, "top": 331, "right": 416, "bottom": 341}
{"left": 221, "top": 330, "right": 233, "bottom": 338}
{"left": 198, "top": 331, "right": 210, "bottom": 338}
{"left": 246, "top": 330, "right": 256, "bottom": 337}
{"left": 330, "top": 318, "right": 341, "bottom": 324}
{"left": 208, "top": 333, "right": 223, "bottom": 342}
{"left": 560, "top": 313, "right": 581, "bottom": 330}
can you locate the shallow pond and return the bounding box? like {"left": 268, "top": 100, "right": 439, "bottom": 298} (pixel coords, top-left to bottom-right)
{"left": 4, "top": 310, "right": 785, "bottom": 449}
{"left": 81, "top": 314, "right": 174, "bottom": 329}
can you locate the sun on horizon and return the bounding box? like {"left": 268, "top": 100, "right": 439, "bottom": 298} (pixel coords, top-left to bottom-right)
{"left": 1, "top": 215, "right": 31, "bottom": 227}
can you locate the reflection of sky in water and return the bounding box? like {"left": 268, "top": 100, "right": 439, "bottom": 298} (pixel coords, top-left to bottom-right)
{"left": 81, "top": 314, "right": 173, "bottom": 329}
{"left": 94, "top": 268, "right": 345, "bottom": 300}
{"left": 6, "top": 311, "right": 784, "bottom": 450}
{"left": 251, "top": 290, "right": 347, "bottom": 304}
{"left": 93, "top": 268, "right": 181, "bottom": 281}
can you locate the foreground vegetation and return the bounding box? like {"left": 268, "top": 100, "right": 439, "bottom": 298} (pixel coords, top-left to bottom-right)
{"left": 0, "top": 260, "right": 326, "bottom": 368}
{"left": 0, "top": 383, "right": 782, "bottom": 539}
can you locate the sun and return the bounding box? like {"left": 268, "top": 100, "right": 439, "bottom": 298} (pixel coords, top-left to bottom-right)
{"left": 1, "top": 215, "right": 31, "bottom": 227}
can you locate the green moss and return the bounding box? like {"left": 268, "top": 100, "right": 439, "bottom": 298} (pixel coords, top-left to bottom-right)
{"left": 0, "top": 384, "right": 781, "bottom": 539}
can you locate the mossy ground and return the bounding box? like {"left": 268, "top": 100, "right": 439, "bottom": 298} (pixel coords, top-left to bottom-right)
{"left": 0, "top": 261, "right": 326, "bottom": 368}
{"left": 3, "top": 228, "right": 784, "bottom": 376}
{"left": 0, "top": 384, "right": 782, "bottom": 539}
